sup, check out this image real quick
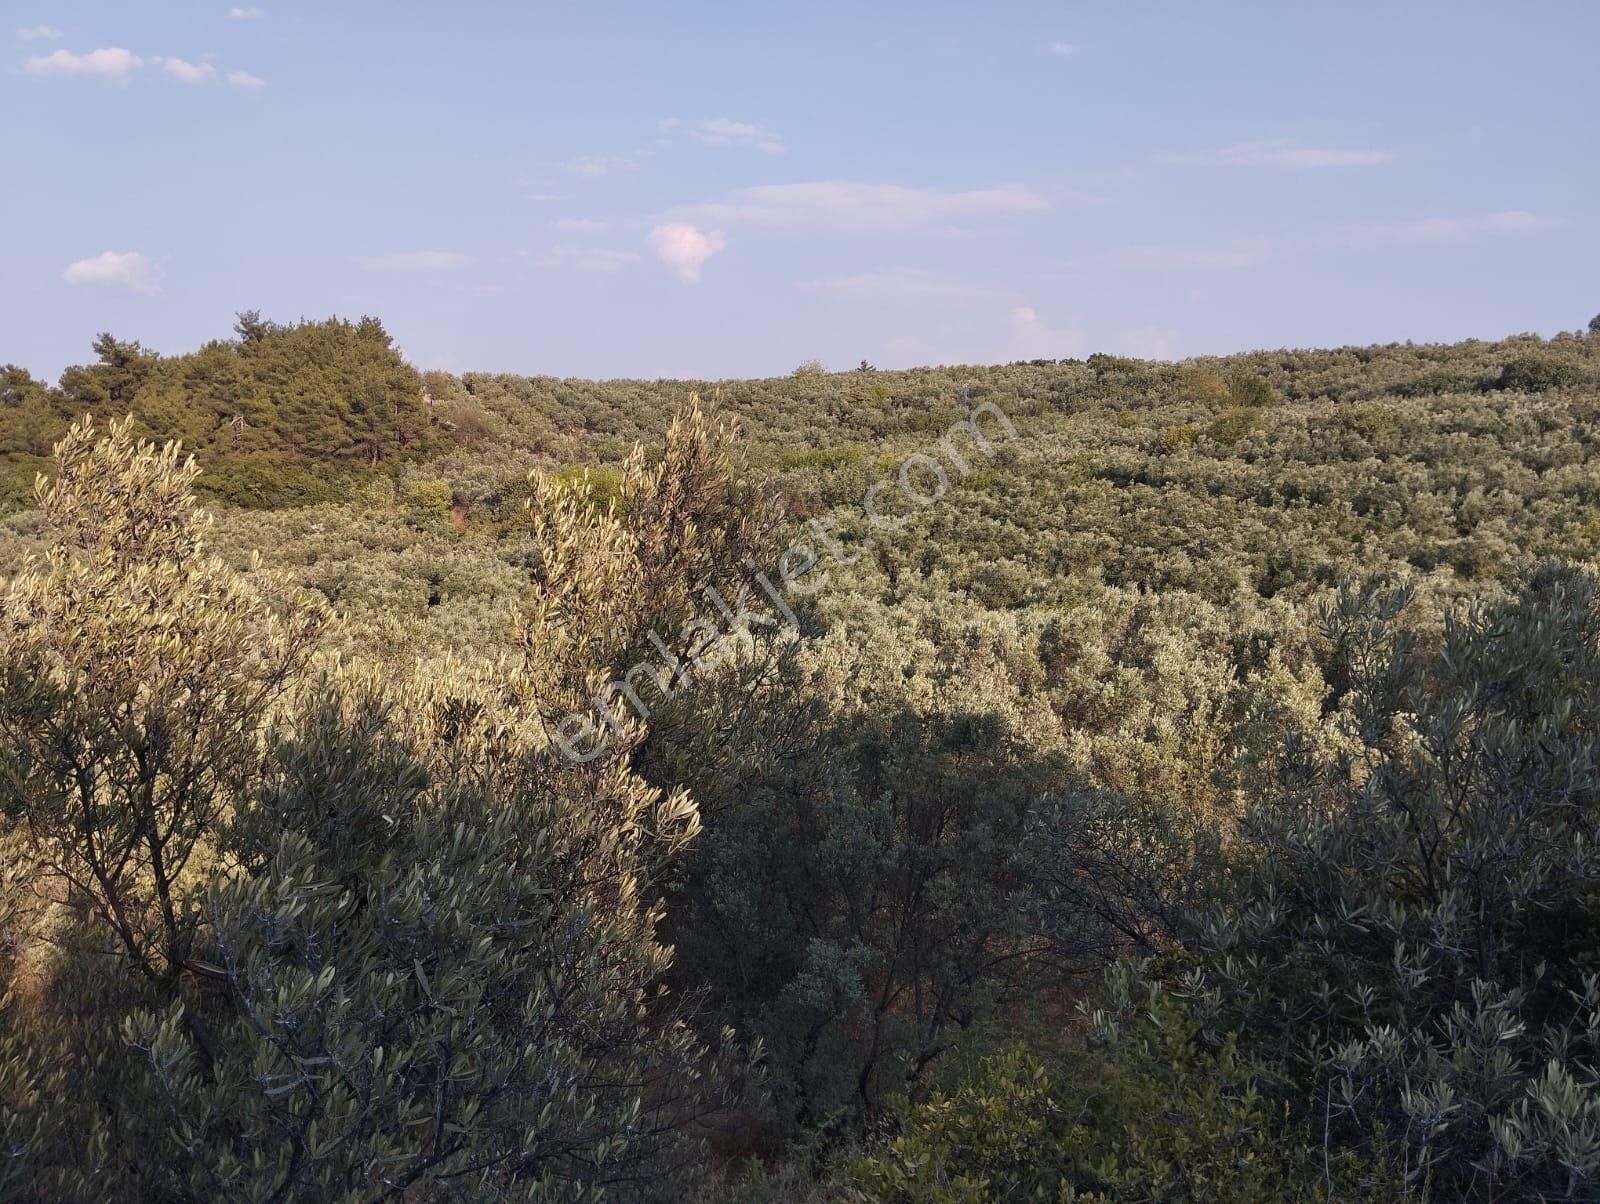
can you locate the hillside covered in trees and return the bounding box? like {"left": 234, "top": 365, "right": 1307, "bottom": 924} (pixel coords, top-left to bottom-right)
{"left": 3, "top": 317, "right": 1600, "bottom": 1201}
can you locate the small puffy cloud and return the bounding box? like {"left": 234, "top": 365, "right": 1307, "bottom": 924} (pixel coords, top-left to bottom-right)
{"left": 362, "top": 251, "right": 471, "bottom": 272}
{"left": 161, "top": 56, "right": 217, "bottom": 83}
{"left": 541, "top": 245, "right": 640, "bottom": 274}
{"left": 563, "top": 154, "right": 638, "bottom": 179}
{"left": 62, "top": 251, "right": 159, "bottom": 294}
{"left": 1047, "top": 41, "right": 1080, "bottom": 57}
{"left": 1011, "top": 305, "right": 1087, "bottom": 359}
{"left": 227, "top": 6, "right": 264, "bottom": 18}
{"left": 649, "top": 222, "right": 725, "bottom": 283}
{"left": 26, "top": 47, "right": 142, "bottom": 80}
{"left": 690, "top": 118, "right": 785, "bottom": 154}
{"left": 1115, "top": 236, "right": 1271, "bottom": 271}
{"left": 1170, "top": 140, "right": 1394, "bottom": 168}
{"left": 16, "top": 25, "right": 63, "bottom": 41}
{"left": 227, "top": 70, "right": 265, "bottom": 89}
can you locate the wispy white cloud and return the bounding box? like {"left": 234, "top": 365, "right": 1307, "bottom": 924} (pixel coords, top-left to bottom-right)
{"left": 16, "top": 24, "right": 62, "bottom": 41}
{"left": 62, "top": 250, "right": 159, "bottom": 294}
{"left": 25, "top": 46, "right": 142, "bottom": 80}
{"left": 649, "top": 222, "right": 725, "bottom": 283}
{"left": 563, "top": 154, "right": 638, "bottom": 179}
{"left": 361, "top": 251, "right": 472, "bottom": 272}
{"left": 227, "top": 70, "right": 265, "bottom": 89}
{"left": 553, "top": 218, "right": 608, "bottom": 234}
{"left": 1359, "top": 210, "right": 1563, "bottom": 243}
{"left": 227, "top": 6, "right": 264, "bottom": 18}
{"left": 540, "top": 245, "right": 640, "bottom": 274}
{"left": 673, "top": 180, "right": 1048, "bottom": 231}
{"left": 1047, "top": 41, "right": 1080, "bottom": 57}
{"left": 1169, "top": 140, "right": 1395, "bottom": 168}
{"left": 1114, "top": 236, "right": 1271, "bottom": 271}
{"left": 159, "top": 56, "right": 217, "bottom": 84}
{"left": 690, "top": 118, "right": 785, "bottom": 154}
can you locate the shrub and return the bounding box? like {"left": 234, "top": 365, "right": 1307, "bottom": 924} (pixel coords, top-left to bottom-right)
{"left": 1087, "top": 353, "right": 1139, "bottom": 375}
{"left": 197, "top": 451, "right": 354, "bottom": 508}
{"left": 1178, "top": 365, "right": 1232, "bottom": 407}
{"left": 1157, "top": 424, "right": 1197, "bottom": 453}
{"left": 545, "top": 463, "right": 626, "bottom": 514}
{"left": 1186, "top": 563, "right": 1600, "bottom": 1201}
{"left": 667, "top": 689, "right": 1064, "bottom": 1135}
{"left": 846, "top": 966, "right": 1406, "bottom": 1203}
{"left": 0, "top": 418, "right": 328, "bottom": 990}
{"left": 1487, "top": 354, "right": 1584, "bottom": 393}
{"left": 1208, "top": 406, "right": 1263, "bottom": 445}
{"left": 655, "top": 607, "right": 1070, "bottom": 1137}
{"left": 776, "top": 443, "right": 868, "bottom": 473}
{"left": 402, "top": 475, "right": 454, "bottom": 517}
{"left": 1338, "top": 403, "right": 1396, "bottom": 442}
{"left": 105, "top": 671, "right": 721, "bottom": 1201}
{"left": 1226, "top": 370, "right": 1275, "bottom": 407}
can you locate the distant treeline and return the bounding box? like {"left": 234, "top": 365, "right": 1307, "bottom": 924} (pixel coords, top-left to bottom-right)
{"left": 6, "top": 315, "right": 1599, "bottom": 516}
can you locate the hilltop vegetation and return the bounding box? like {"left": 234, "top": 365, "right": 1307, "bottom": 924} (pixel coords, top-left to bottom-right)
{"left": 2, "top": 318, "right": 1600, "bottom": 1200}
{"left": 1, "top": 315, "right": 437, "bottom": 510}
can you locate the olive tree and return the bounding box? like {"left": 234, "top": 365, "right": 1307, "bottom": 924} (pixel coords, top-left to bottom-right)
{"left": 0, "top": 417, "right": 741, "bottom": 1201}
{"left": 1185, "top": 563, "right": 1600, "bottom": 1201}
{"left": 104, "top": 670, "right": 725, "bottom": 1202}
{"left": 0, "top": 416, "right": 326, "bottom": 989}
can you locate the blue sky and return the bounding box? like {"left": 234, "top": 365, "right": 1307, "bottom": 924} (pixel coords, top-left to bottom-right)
{"left": 4, "top": 1, "right": 1597, "bottom": 381}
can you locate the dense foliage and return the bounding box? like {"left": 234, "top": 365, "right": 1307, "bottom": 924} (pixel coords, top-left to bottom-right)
{"left": 3, "top": 319, "right": 1600, "bottom": 1200}
{"left": 2, "top": 315, "right": 439, "bottom": 510}
{"left": 1181, "top": 564, "right": 1600, "bottom": 1199}
{"left": 0, "top": 419, "right": 732, "bottom": 1201}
